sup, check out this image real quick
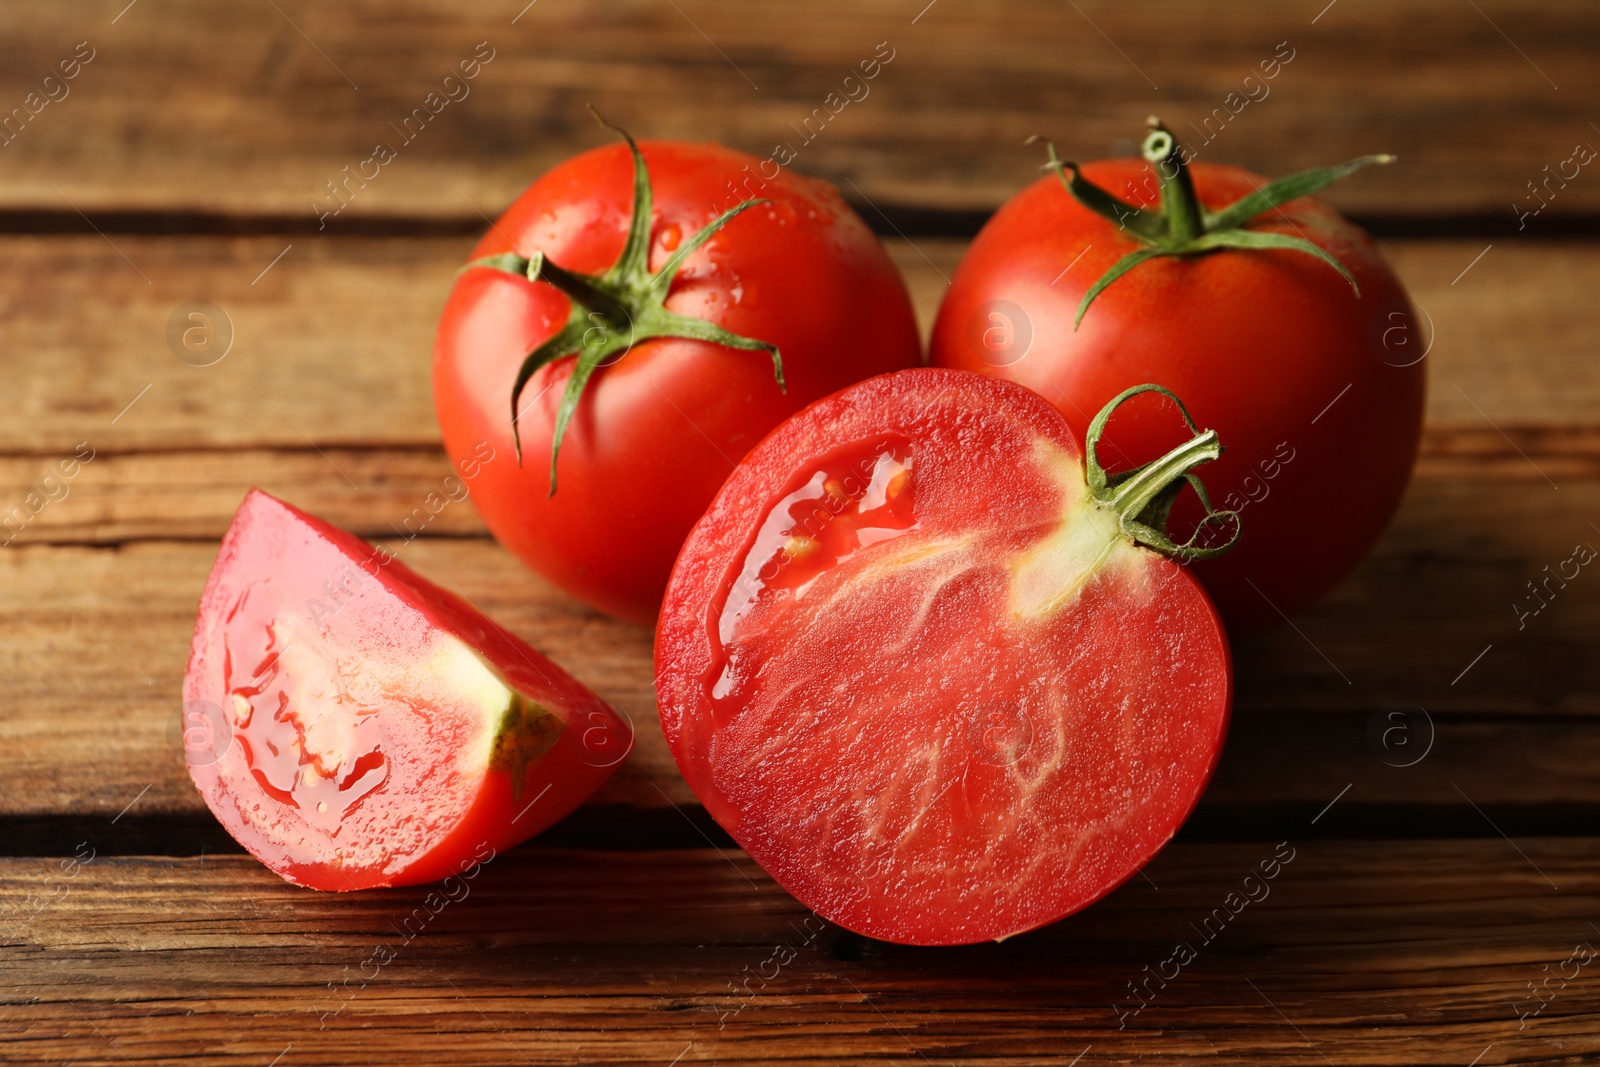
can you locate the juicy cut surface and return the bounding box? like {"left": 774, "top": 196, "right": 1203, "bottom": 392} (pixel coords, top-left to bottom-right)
{"left": 658, "top": 370, "right": 1231, "bottom": 945}
{"left": 186, "top": 491, "right": 562, "bottom": 889}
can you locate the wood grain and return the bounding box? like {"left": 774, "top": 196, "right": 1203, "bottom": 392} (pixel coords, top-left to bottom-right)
{"left": 0, "top": 1, "right": 1596, "bottom": 221}
{"left": 4, "top": 236, "right": 1600, "bottom": 458}
{"left": 3, "top": 6, "right": 1594, "bottom": 1064}
{"left": 2, "top": 840, "right": 1596, "bottom": 1065}
{"left": 0, "top": 538, "right": 670, "bottom": 819}
{"left": 0, "top": 446, "right": 488, "bottom": 546}
{"left": 5, "top": 427, "right": 1600, "bottom": 548}
{"left": 3, "top": 232, "right": 1598, "bottom": 821}
{"left": 3, "top": 448, "right": 1598, "bottom": 824}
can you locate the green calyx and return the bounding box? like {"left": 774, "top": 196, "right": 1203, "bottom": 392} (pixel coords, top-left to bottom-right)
{"left": 462, "top": 107, "right": 784, "bottom": 493}
{"left": 1084, "top": 384, "right": 1241, "bottom": 562}
{"left": 1034, "top": 117, "right": 1395, "bottom": 328}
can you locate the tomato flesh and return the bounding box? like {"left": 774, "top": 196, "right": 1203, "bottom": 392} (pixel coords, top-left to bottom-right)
{"left": 657, "top": 369, "right": 1230, "bottom": 945}
{"left": 184, "top": 490, "right": 629, "bottom": 890}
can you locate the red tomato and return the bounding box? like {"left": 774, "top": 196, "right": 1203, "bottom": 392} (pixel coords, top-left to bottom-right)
{"left": 434, "top": 129, "right": 921, "bottom": 624}
{"left": 183, "top": 490, "right": 630, "bottom": 890}
{"left": 930, "top": 128, "right": 1425, "bottom": 631}
{"left": 656, "top": 369, "right": 1233, "bottom": 945}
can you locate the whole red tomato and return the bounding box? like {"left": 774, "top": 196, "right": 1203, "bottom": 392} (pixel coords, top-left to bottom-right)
{"left": 435, "top": 120, "right": 921, "bottom": 624}
{"left": 930, "top": 123, "right": 1426, "bottom": 632}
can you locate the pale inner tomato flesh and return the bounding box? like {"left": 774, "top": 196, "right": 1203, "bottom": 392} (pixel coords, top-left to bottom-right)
{"left": 218, "top": 582, "right": 522, "bottom": 880}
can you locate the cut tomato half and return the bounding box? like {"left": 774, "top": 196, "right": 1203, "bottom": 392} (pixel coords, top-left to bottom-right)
{"left": 183, "top": 490, "right": 631, "bottom": 890}
{"left": 656, "top": 369, "right": 1233, "bottom": 945}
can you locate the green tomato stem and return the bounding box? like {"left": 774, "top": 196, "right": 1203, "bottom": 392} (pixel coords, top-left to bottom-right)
{"left": 1104, "top": 427, "right": 1222, "bottom": 524}
{"left": 1083, "top": 384, "right": 1241, "bottom": 562}
{"left": 1142, "top": 122, "right": 1204, "bottom": 244}
{"left": 462, "top": 111, "right": 784, "bottom": 492}
{"left": 1037, "top": 118, "right": 1395, "bottom": 328}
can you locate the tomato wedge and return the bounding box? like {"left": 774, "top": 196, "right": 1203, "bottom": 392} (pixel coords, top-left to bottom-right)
{"left": 183, "top": 490, "right": 630, "bottom": 890}
{"left": 656, "top": 369, "right": 1234, "bottom": 945}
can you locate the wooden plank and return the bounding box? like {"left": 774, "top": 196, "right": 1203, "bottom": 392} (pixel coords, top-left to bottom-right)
{"left": 4, "top": 445, "right": 1600, "bottom": 825}
{"left": 5, "top": 426, "right": 1600, "bottom": 549}
{"left": 1234, "top": 469, "right": 1600, "bottom": 717}
{"left": 0, "top": 236, "right": 455, "bottom": 453}
{"left": 3, "top": 236, "right": 1599, "bottom": 457}
{"left": 0, "top": 446, "right": 489, "bottom": 546}
{"left": 0, "top": 1, "right": 1595, "bottom": 219}
{"left": 2, "top": 241, "right": 1597, "bottom": 823}
{"left": 0, "top": 538, "right": 672, "bottom": 820}
{"left": 2, "top": 840, "right": 1597, "bottom": 1064}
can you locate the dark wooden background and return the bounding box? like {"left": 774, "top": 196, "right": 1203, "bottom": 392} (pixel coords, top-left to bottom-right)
{"left": 3, "top": 1, "right": 1599, "bottom": 1063}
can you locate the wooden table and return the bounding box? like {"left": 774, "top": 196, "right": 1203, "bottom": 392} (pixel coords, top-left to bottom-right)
{"left": 4, "top": 2, "right": 1598, "bottom": 1063}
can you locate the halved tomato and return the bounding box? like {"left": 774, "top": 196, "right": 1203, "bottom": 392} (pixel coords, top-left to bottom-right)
{"left": 656, "top": 369, "right": 1234, "bottom": 945}
{"left": 183, "top": 490, "right": 630, "bottom": 890}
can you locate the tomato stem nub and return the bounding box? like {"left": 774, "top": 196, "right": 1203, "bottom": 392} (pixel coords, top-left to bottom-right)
{"left": 1035, "top": 117, "right": 1395, "bottom": 329}
{"left": 463, "top": 107, "right": 785, "bottom": 493}
{"left": 1084, "top": 384, "right": 1241, "bottom": 562}
{"left": 1142, "top": 123, "right": 1204, "bottom": 244}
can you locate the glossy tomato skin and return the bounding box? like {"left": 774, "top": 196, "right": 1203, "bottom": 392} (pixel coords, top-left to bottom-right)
{"left": 434, "top": 141, "right": 922, "bottom": 624}
{"left": 657, "top": 369, "right": 1231, "bottom": 945}
{"left": 184, "top": 490, "right": 629, "bottom": 890}
{"left": 930, "top": 160, "right": 1426, "bottom": 631}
